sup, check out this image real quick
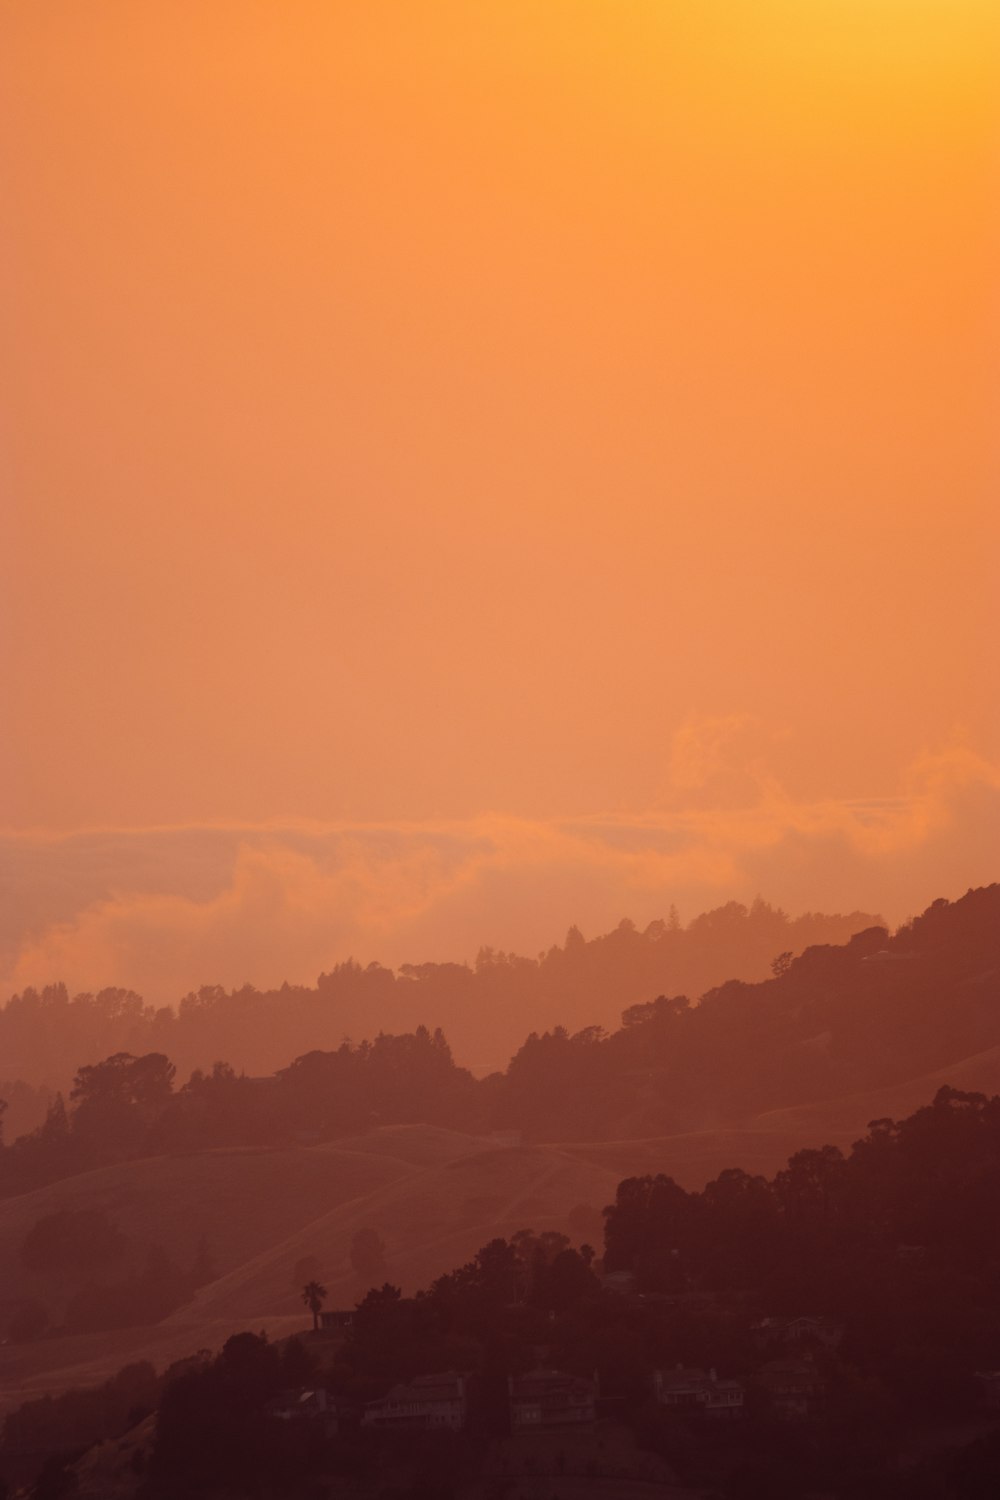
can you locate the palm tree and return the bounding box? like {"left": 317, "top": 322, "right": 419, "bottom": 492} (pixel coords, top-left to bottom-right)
{"left": 301, "top": 1279, "right": 327, "bottom": 1332}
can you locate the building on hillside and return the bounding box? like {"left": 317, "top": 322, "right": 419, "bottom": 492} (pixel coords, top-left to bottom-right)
{"left": 895, "top": 1244, "right": 928, "bottom": 1266}
{"left": 599, "top": 1270, "right": 636, "bottom": 1296}
{"left": 752, "top": 1315, "right": 842, "bottom": 1351}
{"left": 758, "top": 1358, "right": 828, "bottom": 1419}
{"left": 319, "top": 1308, "right": 354, "bottom": 1334}
{"left": 508, "top": 1369, "right": 598, "bottom": 1428}
{"left": 653, "top": 1365, "right": 744, "bottom": 1419}
{"left": 266, "top": 1388, "right": 338, "bottom": 1437}
{"left": 640, "top": 1289, "right": 716, "bottom": 1310}
{"left": 362, "top": 1371, "right": 468, "bottom": 1431}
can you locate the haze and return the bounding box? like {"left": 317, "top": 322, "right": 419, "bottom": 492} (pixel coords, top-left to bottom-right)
{"left": 2, "top": 2, "right": 997, "bottom": 1003}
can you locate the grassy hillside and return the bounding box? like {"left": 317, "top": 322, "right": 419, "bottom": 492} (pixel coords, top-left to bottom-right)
{"left": 751, "top": 1042, "right": 1000, "bottom": 1138}
{"left": 0, "top": 1130, "right": 452, "bottom": 1311}
{"left": 3, "top": 1040, "right": 997, "bottom": 1415}
{"left": 0, "top": 1116, "right": 856, "bottom": 1414}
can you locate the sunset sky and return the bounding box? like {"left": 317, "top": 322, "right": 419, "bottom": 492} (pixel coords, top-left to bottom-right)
{"left": 2, "top": 2, "right": 997, "bottom": 1002}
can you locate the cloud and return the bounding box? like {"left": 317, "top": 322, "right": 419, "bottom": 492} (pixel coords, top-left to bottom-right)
{"left": 660, "top": 712, "right": 786, "bottom": 808}
{"left": 1, "top": 745, "right": 998, "bottom": 1007}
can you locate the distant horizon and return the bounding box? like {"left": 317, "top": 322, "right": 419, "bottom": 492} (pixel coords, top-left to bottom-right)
{"left": 3, "top": 757, "right": 996, "bottom": 1008}
{"left": 4, "top": 888, "right": 891, "bottom": 1001}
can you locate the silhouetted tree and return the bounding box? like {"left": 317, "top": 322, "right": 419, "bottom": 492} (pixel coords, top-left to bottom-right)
{"left": 301, "top": 1279, "right": 327, "bottom": 1332}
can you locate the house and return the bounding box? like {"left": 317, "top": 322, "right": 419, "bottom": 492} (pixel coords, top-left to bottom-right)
{"left": 785, "top": 1316, "right": 842, "bottom": 1349}
{"left": 895, "top": 1244, "right": 928, "bottom": 1266}
{"left": 752, "top": 1315, "right": 842, "bottom": 1351}
{"left": 266, "top": 1388, "right": 338, "bottom": 1437}
{"left": 508, "top": 1369, "right": 598, "bottom": 1428}
{"left": 758, "top": 1358, "right": 828, "bottom": 1418}
{"left": 319, "top": 1308, "right": 354, "bottom": 1334}
{"left": 362, "top": 1371, "right": 468, "bottom": 1431}
{"left": 599, "top": 1269, "right": 636, "bottom": 1296}
{"left": 653, "top": 1365, "right": 744, "bottom": 1419}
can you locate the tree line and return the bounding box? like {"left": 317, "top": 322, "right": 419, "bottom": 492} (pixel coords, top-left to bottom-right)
{"left": 0, "top": 898, "right": 879, "bottom": 1096}
{"left": 2, "top": 886, "right": 998, "bottom": 1201}
{"left": 4, "top": 1085, "right": 1000, "bottom": 1497}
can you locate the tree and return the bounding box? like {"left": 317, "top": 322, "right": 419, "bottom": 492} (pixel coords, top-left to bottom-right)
{"left": 536, "top": 1247, "right": 599, "bottom": 1311}
{"left": 771, "top": 951, "right": 794, "bottom": 978}
{"left": 40, "top": 1093, "right": 69, "bottom": 1143}
{"left": 69, "top": 1052, "right": 176, "bottom": 1154}
{"left": 281, "top": 1335, "right": 319, "bottom": 1387}
{"left": 71, "top": 1052, "right": 176, "bottom": 1111}
{"left": 301, "top": 1279, "right": 327, "bottom": 1332}
{"left": 21, "top": 1207, "right": 127, "bottom": 1273}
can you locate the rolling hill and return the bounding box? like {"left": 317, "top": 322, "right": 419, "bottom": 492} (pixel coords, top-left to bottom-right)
{"left": 1, "top": 1037, "right": 996, "bottom": 1416}
{"left": 0, "top": 1110, "right": 869, "bottom": 1415}
{"left": 4, "top": 1038, "right": 997, "bottom": 1416}
{"left": 751, "top": 1041, "right": 1000, "bottom": 1138}
{"left": 2, "top": 881, "right": 998, "bottom": 1419}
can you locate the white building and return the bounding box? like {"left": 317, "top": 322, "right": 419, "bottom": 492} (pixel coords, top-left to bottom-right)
{"left": 362, "top": 1371, "right": 468, "bottom": 1431}
{"left": 508, "top": 1369, "right": 598, "bottom": 1428}
{"left": 266, "top": 1387, "right": 338, "bottom": 1436}
{"left": 654, "top": 1365, "right": 744, "bottom": 1419}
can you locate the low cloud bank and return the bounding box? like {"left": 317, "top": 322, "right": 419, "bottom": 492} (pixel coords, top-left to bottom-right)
{"left": 2, "top": 746, "right": 998, "bottom": 1007}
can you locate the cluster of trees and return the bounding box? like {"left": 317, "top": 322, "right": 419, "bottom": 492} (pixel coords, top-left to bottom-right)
{"left": 1, "top": 1052, "right": 179, "bottom": 1195}
{"left": 0, "top": 1080, "right": 52, "bottom": 1145}
{"left": 6, "top": 1087, "right": 1000, "bottom": 1497}
{"left": 0, "top": 1029, "right": 474, "bottom": 1198}
{"left": 57, "top": 1240, "right": 215, "bottom": 1338}
{"left": 1, "top": 887, "right": 998, "bottom": 1202}
{"left": 602, "top": 1086, "right": 1000, "bottom": 1397}
{"left": 144, "top": 1087, "right": 1000, "bottom": 1498}
{"left": 493, "top": 885, "right": 1000, "bottom": 1135}
{"left": 9, "top": 1204, "right": 216, "bottom": 1344}
{"left": 0, "top": 898, "right": 879, "bottom": 1091}
{"left": 0, "top": 1359, "right": 162, "bottom": 1496}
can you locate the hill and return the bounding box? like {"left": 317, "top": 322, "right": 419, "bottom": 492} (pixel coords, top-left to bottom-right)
{"left": 2, "top": 888, "right": 997, "bottom": 1215}
{"left": 0, "top": 1126, "right": 476, "bottom": 1329}
{"left": 11, "top": 1087, "right": 1000, "bottom": 1500}
{"left": 751, "top": 1041, "right": 1000, "bottom": 1138}
{"left": 3, "top": 1042, "right": 998, "bottom": 1413}
{"left": 2, "top": 885, "right": 998, "bottom": 1416}
{"left": 1, "top": 898, "right": 880, "bottom": 1088}
{"left": 0, "top": 1112, "right": 860, "bottom": 1414}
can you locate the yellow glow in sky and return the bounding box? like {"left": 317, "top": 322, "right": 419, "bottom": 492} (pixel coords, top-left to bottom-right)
{"left": 1, "top": 2, "right": 997, "bottom": 987}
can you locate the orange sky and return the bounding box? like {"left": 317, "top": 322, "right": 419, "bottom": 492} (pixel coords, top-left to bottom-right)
{"left": 2, "top": 3, "right": 997, "bottom": 996}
